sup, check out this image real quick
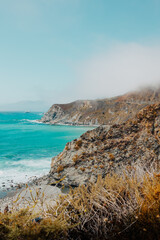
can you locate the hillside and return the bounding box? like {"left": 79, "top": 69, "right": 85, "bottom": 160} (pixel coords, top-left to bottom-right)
{"left": 1, "top": 94, "right": 160, "bottom": 240}
{"left": 40, "top": 88, "right": 160, "bottom": 125}
{"left": 48, "top": 103, "right": 160, "bottom": 187}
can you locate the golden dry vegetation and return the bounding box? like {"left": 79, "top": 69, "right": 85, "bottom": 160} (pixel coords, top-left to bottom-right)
{"left": 57, "top": 165, "right": 64, "bottom": 173}
{"left": 72, "top": 154, "right": 79, "bottom": 164}
{"left": 74, "top": 140, "right": 83, "bottom": 150}
{"left": 0, "top": 164, "right": 160, "bottom": 240}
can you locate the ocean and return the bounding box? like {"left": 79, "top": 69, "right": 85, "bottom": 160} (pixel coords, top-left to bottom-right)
{"left": 0, "top": 112, "right": 93, "bottom": 198}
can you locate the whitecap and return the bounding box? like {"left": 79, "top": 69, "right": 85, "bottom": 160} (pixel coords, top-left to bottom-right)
{"left": 10, "top": 158, "right": 51, "bottom": 168}
{"left": 0, "top": 158, "right": 51, "bottom": 190}
{"left": 26, "top": 119, "right": 43, "bottom": 124}
{"left": 19, "top": 119, "right": 42, "bottom": 124}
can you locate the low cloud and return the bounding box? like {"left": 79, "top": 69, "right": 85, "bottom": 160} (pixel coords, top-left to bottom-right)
{"left": 76, "top": 43, "right": 160, "bottom": 99}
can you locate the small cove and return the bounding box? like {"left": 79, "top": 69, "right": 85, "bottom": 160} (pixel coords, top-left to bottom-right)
{"left": 0, "top": 112, "right": 93, "bottom": 198}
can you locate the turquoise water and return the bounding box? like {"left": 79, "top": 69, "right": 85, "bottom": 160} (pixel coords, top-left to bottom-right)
{"left": 0, "top": 112, "right": 92, "bottom": 196}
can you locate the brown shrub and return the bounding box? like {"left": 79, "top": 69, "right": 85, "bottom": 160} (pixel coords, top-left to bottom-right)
{"left": 108, "top": 152, "right": 115, "bottom": 160}
{"left": 57, "top": 165, "right": 64, "bottom": 173}
{"left": 100, "top": 165, "right": 104, "bottom": 169}
{"left": 65, "top": 145, "right": 69, "bottom": 150}
{"left": 74, "top": 139, "right": 82, "bottom": 150}
{"left": 80, "top": 167, "right": 85, "bottom": 172}
{"left": 72, "top": 154, "right": 79, "bottom": 163}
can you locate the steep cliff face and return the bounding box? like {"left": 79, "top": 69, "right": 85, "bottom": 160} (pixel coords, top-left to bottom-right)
{"left": 48, "top": 103, "right": 160, "bottom": 187}
{"left": 41, "top": 88, "right": 160, "bottom": 126}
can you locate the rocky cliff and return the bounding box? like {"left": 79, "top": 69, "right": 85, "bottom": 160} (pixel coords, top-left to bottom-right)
{"left": 41, "top": 88, "right": 160, "bottom": 126}
{"left": 48, "top": 103, "right": 160, "bottom": 187}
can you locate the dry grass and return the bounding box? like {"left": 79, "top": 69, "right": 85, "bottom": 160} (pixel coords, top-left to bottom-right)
{"left": 108, "top": 152, "right": 115, "bottom": 160}
{"left": 80, "top": 167, "right": 85, "bottom": 172}
{"left": 72, "top": 154, "right": 79, "bottom": 164}
{"left": 0, "top": 163, "right": 160, "bottom": 240}
{"left": 74, "top": 140, "right": 83, "bottom": 150}
{"left": 57, "top": 165, "right": 64, "bottom": 173}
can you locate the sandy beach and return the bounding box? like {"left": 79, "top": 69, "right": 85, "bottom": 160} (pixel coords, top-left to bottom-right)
{"left": 0, "top": 178, "right": 63, "bottom": 213}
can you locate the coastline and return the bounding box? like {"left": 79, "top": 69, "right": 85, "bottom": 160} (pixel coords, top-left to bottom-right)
{"left": 0, "top": 113, "right": 92, "bottom": 202}
{"left": 38, "top": 119, "right": 100, "bottom": 127}
{"left": 0, "top": 112, "right": 103, "bottom": 215}
{"left": 0, "top": 121, "right": 103, "bottom": 202}
{"left": 0, "top": 171, "right": 51, "bottom": 199}
{"left": 0, "top": 123, "right": 95, "bottom": 213}
{"left": 0, "top": 173, "right": 63, "bottom": 213}
{"left": 1, "top": 103, "right": 160, "bottom": 238}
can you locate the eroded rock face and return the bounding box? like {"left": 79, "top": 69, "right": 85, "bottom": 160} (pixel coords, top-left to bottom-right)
{"left": 48, "top": 103, "right": 160, "bottom": 187}
{"left": 40, "top": 88, "right": 160, "bottom": 126}
{"left": 41, "top": 105, "right": 65, "bottom": 123}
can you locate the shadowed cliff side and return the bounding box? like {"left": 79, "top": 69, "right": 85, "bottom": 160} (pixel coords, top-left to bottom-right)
{"left": 48, "top": 103, "right": 160, "bottom": 187}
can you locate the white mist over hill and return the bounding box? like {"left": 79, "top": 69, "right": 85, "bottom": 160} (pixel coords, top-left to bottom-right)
{"left": 76, "top": 43, "right": 160, "bottom": 99}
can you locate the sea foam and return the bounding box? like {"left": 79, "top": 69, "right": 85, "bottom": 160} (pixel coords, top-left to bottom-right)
{"left": 0, "top": 112, "right": 92, "bottom": 193}
{"left": 0, "top": 158, "right": 51, "bottom": 189}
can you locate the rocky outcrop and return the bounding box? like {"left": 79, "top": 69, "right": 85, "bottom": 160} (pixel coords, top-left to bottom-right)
{"left": 48, "top": 103, "right": 160, "bottom": 187}
{"left": 41, "top": 88, "right": 160, "bottom": 126}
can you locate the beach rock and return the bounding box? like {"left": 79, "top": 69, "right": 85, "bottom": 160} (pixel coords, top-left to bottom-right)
{"left": 49, "top": 103, "right": 160, "bottom": 187}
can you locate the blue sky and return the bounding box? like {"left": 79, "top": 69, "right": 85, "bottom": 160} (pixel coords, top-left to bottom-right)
{"left": 0, "top": 0, "right": 160, "bottom": 110}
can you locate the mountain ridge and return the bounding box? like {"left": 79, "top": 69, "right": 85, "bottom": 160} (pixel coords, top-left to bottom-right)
{"left": 40, "top": 88, "right": 160, "bottom": 126}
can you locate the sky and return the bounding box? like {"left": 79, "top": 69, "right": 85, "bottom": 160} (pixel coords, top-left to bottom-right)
{"left": 0, "top": 0, "right": 160, "bottom": 110}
